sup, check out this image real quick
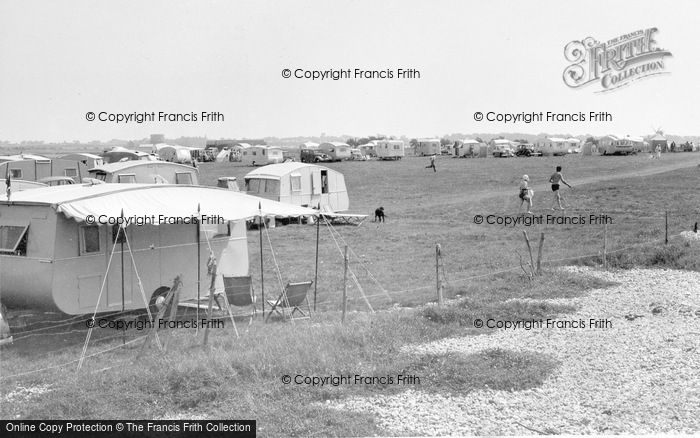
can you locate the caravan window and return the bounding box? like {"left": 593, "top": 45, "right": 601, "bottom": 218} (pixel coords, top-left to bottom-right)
{"left": 247, "top": 178, "right": 261, "bottom": 193}
{"left": 175, "top": 173, "right": 193, "bottom": 185}
{"left": 117, "top": 174, "right": 137, "bottom": 183}
{"left": 111, "top": 224, "right": 126, "bottom": 245}
{"left": 65, "top": 168, "right": 78, "bottom": 177}
{"left": 290, "top": 174, "right": 301, "bottom": 192}
{"left": 80, "top": 225, "right": 101, "bottom": 255}
{"left": 0, "top": 224, "right": 29, "bottom": 256}
{"left": 10, "top": 169, "right": 22, "bottom": 178}
{"left": 264, "top": 179, "right": 279, "bottom": 194}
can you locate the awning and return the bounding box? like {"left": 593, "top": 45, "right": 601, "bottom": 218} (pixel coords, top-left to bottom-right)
{"left": 5, "top": 184, "right": 317, "bottom": 224}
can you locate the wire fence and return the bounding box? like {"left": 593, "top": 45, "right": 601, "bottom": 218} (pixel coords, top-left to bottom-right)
{"left": 1, "top": 208, "right": 699, "bottom": 381}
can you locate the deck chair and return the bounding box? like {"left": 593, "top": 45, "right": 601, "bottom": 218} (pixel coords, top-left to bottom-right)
{"left": 265, "top": 281, "right": 313, "bottom": 322}
{"left": 216, "top": 275, "right": 256, "bottom": 323}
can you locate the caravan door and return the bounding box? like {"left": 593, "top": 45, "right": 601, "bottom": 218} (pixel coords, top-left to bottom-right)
{"left": 310, "top": 169, "right": 321, "bottom": 208}
{"left": 35, "top": 160, "right": 52, "bottom": 180}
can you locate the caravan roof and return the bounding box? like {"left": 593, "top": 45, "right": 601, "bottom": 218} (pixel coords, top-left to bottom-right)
{"left": 245, "top": 162, "right": 329, "bottom": 180}
{"left": 89, "top": 161, "right": 193, "bottom": 173}
{"left": 0, "top": 184, "right": 317, "bottom": 221}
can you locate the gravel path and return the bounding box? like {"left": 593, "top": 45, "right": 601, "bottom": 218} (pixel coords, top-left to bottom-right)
{"left": 329, "top": 267, "right": 700, "bottom": 435}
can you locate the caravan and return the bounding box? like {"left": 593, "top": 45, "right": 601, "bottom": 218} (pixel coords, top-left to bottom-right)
{"left": 318, "top": 142, "right": 351, "bottom": 161}
{"left": 0, "top": 184, "right": 315, "bottom": 315}
{"left": 88, "top": 161, "right": 199, "bottom": 185}
{"left": 375, "top": 140, "right": 405, "bottom": 160}
{"left": 241, "top": 145, "right": 284, "bottom": 166}
{"left": 415, "top": 139, "right": 441, "bottom": 156}
{"left": 244, "top": 162, "right": 349, "bottom": 212}
{"left": 0, "top": 158, "right": 88, "bottom": 183}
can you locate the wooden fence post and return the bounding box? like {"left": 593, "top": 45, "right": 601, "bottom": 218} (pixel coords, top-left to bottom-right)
{"left": 603, "top": 222, "right": 608, "bottom": 271}
{"left": 665, "top": 211, "right": 668, "bottom": 244}
{"left": 522, "top": 231, "right": 535, "bottom": 275}
{"left": 536, "top": 233, "right": 545, "bottom": 275}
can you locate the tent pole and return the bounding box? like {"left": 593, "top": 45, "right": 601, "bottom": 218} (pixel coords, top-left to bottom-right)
{"left": 120, "top": 210, "right": 125, "bottom": 315}
{"left": 196, "top": 203, "right": 201, "bottom": 332}
{"left": 259, "top": 203, "right": 265, "bottom": 320}
{"left": 120, "top": 210, "right": 125, "bottom": 345}
{"left": 314, "top": 206, "right": 320, "bottom": 311}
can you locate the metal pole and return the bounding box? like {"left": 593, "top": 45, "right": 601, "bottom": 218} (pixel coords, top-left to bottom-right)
{"left": 259, "top": 204, "right": 265, "bottom": 318}
{"left": 120, "top": 210, "right": 125, "bottom": 314}
{"left": 342, "top": 245, "right": 348, "bottom": 324}
{"left": 196, "top": 203, "right": 201, "bottom": 329}
{"left": 314, "top": 207, "right": 320, "bottom": 311}
{"left": 665, "top": 211, "right": 668, "bottom": 244}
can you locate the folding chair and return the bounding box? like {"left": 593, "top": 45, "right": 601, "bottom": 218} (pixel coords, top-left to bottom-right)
{"left": 216, "top": 275, "right": 256, "bottom": 323}
{"left": 265, "top": 281, "right": 313, "bottom": 322}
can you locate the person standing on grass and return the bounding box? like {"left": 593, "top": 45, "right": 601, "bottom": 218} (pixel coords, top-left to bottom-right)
{"left": 425, "top": 154, "right": 437, "bottom": 172}
{"left": 519, "top": 175, "right": 533, "bottom": 214}
{"left": 549, "top": 165, "right": 573, "bottom": 210}
{"left": 655, "top": 144, "right": 662, "bottom": 159}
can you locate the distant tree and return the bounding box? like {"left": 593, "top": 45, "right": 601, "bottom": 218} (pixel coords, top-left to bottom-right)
{"left": 585, "top": 136, "right": 598, "bottom": 146}
{"left": 409, "top": 138, "right": 419, "bottom": 148}
{"left": 440, "top": 137, "right": 452, "bottom": 146}
{"left": 346, "top": 138, "right": 357, "bottom": 147}
{"left": 514, "top": 138, "right": 528, "bottom": 144}
{"left": 357, "top": 137, "right": 370, "bottom": 146}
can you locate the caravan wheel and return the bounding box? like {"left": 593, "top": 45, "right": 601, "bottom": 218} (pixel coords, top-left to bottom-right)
{"left": 147, "top": 287, "right": 173, "bottom": 321}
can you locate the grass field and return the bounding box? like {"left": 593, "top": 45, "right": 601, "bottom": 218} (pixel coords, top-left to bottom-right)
{"left": 197, "top": 153, "right": 700, "bottom": 311}
{"left": 2, "top": 152, "right": 700, "bottom": 435}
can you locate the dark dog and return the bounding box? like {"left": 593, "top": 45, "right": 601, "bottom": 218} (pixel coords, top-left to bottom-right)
{"left": 374, "top": 207, "right": 386, "bottom": 222}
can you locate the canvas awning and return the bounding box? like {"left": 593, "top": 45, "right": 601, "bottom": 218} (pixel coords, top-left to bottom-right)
{"left": 2, "top": 184, "right": 317, "bottom": 224}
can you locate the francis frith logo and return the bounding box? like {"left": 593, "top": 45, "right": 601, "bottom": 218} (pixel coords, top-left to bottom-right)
{"left": 563, "top": 28, "right": 672, "bottom": 92}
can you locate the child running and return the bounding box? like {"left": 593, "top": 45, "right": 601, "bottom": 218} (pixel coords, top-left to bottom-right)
{"left": 518, "top": 175, "right": 533, "bottom": 214}
{"left": 549, "top": 165, "right": 573, "bottom": 210}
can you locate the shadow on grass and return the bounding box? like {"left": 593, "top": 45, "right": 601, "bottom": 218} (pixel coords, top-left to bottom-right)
{"left": 421, "top": 269, "right": 616, "bottom": 328}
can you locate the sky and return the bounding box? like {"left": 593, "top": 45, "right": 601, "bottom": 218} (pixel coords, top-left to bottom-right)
{"left": 0, "top": 0, "right": 698, "bottom": 142}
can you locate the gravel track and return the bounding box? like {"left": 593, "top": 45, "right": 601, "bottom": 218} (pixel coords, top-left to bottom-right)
{"left": 329, "top": 267, "right": 700, "bottom": 435}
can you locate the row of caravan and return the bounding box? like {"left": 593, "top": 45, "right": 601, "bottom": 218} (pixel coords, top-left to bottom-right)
{"left": 0, "top": 162, "right": 346, "bottom": 321}
{"left": 302, "top": 141, "right": 406, "bottom": 161}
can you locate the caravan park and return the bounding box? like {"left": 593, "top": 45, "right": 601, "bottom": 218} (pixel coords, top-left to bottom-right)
{"left": 2, "top": 1, "right": 700, "bottom": 435}
{"left": 1, "top": 140, "right": 699, "bottom": 435}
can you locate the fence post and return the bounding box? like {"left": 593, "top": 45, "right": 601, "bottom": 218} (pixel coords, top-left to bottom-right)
{"left": 436, "top": 244, "right": 443, "bottom": 306}
{"left": 536, "top": 233, "right": 545, "bottom": 275}
{"left": 603, "top": 222, "right": 608, "bottom": 271}
{"left": 522, "top": 231, "right": 535, "bottom": 275}
{"left": 342, "top": 245, "right": 348, "bottom": 324}
{"left": 665, "top": 211, "right": 668, "bottom": 244}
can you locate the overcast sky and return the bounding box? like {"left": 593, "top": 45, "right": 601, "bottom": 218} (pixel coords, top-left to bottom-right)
{"left": 0, "top": 0, "right": 697, "bottom": 142}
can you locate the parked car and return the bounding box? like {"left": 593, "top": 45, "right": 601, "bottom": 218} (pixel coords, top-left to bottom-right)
{"left": 493, "top": 147, "right": 515, "bottom": 158}
{"left": 313, "top": 153, "right": 333, "bottom": 163}
{"left": 515, "top": 144, "right": 542, "bottom": 157}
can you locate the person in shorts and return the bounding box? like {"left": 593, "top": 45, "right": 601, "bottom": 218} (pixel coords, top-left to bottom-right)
{"left": 549, "top": 166, "right": 572, "bottom": 210}
{"left": 518, "top": 175, "right": 533, "bottom": 214}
